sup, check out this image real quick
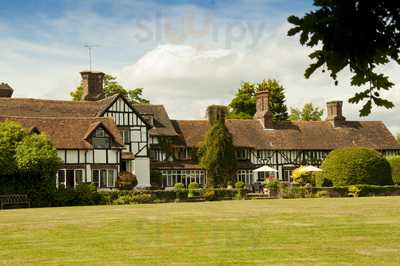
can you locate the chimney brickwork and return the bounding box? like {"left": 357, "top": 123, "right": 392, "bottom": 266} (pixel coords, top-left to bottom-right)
{"left": 81, "top": 71, "right": 105, "bottom": 101}
{"left": 0, "top": 83, "right": 14, "bottom": 98}
{"left": 326, "top": 101, "right": 346, "bottom": 127}
{"left": 207, "top": 105, "right": 226, "bottom": 126}
{"left": 254, "top": 90, "right": 273, "bottom": 129}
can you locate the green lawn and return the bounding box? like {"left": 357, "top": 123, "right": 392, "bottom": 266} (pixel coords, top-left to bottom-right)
{"left": 1, "top": 198, "right": 400, "bottom": 265}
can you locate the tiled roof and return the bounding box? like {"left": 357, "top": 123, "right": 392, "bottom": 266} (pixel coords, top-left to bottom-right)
{"left": 172, "top": 119, "right": 400, "bottom": 151}
{"left": 0, "top": 116, "right": 124, "bottom": 149}
{"left": 0, "top": 95, "right": 118, "bottom": 117}
{"left": 134, "top": 104, "right": 178, "bottom": 136}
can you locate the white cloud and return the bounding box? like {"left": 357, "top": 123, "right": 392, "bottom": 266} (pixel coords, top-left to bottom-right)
{"left": 118, "top": 24, "right": 400, "bottom": 136}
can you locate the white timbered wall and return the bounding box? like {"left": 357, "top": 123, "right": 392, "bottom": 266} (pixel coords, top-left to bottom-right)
{"left": 103, "top": 97, "right": 149, "bottom": 157}
{"left": 57, "top": 149, "right": 120, "bottom": 182}
{"left": 102, "top": 96, "right": 151, "bottom": 187}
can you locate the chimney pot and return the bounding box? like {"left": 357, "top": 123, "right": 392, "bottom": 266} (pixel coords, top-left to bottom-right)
{"left": 0, "top": 83, "right": 14, "bottom": 98}
{"left": 254, "top": 90, "right": 273, "bottom": 129}
{"left": 80, "top": 71, "right": 105, "bottom": 101}
{"left": 326, "top": 101, "right": 346, "bottom": 127}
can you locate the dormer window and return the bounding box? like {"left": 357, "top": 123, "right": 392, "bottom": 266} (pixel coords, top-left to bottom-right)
{"left": 92, "top": 127, "right": 111, "bottom": 149}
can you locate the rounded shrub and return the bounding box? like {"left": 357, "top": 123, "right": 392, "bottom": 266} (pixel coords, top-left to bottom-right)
{"left": 316, "top": 147, "right": 392, "bottom": 186}
{"left": 386, "top": 156, "right": 400, "bottom": 184}
{"left": 203, "top": 190, "right": 216, "bottom": 201}
{"left": 188, "top": 182, "right": 200, "bottom": 198}
{"left": 174, "top": 182, "right": 185, "bottom": 190}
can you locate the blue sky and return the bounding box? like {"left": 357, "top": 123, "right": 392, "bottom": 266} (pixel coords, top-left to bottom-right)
{"left": 1, "top": 0, "right": 400, "bottom": 133}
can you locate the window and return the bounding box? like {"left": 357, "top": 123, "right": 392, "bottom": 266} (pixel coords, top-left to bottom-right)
{"left": 120, "top": 128, "right": 131, "bottom": 144}
{"left": 161, "top": 170, "right": 206, "bottom": 188}
{"left": 75, "top": 169, "right": 84, "bottom": 184}
{"left": 100, "top": 170, "right": 107, "bottom": 187}
{"left": 92, "top": 170, "right": 99, "bottom": 187}
{"left": 108, "top": 170, "right": 115, "bottom": 187}
{"left": 58, "top": 170, "right": 66, "bottom": 187}
{"left": 92, "top": 127, "right": 111, "bottom": 149}
{"left": 236, "top": 169, "right": 253, "bottom": 185}
{"left": 92, "top": 169, "right": 116, "bottom": 188}
{"left": 236, "top": 149, "right": 250, "bottom": 160}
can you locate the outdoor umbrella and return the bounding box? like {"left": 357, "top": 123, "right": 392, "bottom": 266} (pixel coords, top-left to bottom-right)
{"left": 253, "top": 165, "right": 278, "bottom": 172}
{"left": 301, "top": 166, "right": 323, "bottom": 173}
{"left": 253, "top": 165, "right": 278, "bottom": 183}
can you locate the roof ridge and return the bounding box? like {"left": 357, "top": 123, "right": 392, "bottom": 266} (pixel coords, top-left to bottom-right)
{"left": 0, "top": 115, "right": 112, "bottom": 120}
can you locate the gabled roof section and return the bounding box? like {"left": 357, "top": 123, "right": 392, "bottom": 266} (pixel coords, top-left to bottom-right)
{"left": 134, "top": 104, "right": 178, "bottom": 136}
{"left": 100, "top": 94, "right": 153, "bottom": 129}
{"left": 0, "top": 95, "right": 118, "bottom": 118}
{"left": 172, "top": 119, "right": 400, "bottom": 151}
{"left": 0, "top": 116, "right": 124, "bottom": 149}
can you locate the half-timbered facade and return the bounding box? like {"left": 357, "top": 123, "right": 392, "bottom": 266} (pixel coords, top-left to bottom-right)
{"left": 0, "top": 71, "right": 152, "bottom": 188}
{"left": 147, "top": 91, "right": 400, "bottom": 187}
{"left": 1, "top": 72, "right": 400, "bottom": 189}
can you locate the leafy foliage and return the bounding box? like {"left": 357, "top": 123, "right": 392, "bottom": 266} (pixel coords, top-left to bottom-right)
{"left": 71, "top": 74, "right": 150, "bottom": 103}
{"left": 257, "top": 79, "right": 289, "bottom": 121}
{"left": 289, "top": 103, "right": 324, "bottom": 121}
{"left": 227, "top": 79, "right": 289, "bottom": 121}
{"left": 291, "top": 166, "right": 313, "bottom": 186}
{"left": 386, "top": 156, "right": 400, "bottom": 185}
{"left": 0, "top": 122, "right": 62, "bottom": 206}
{"left": 316, "top": 147, "right": 392, "bottom": 186}
{"left": 0, "top": 121, "right": 27, "bottom": 175}
{"left": 198, "top": 121, "right": 237, "bottom": 187}
{"left": 288, "top": 1, "right": 400, "bottom": 116}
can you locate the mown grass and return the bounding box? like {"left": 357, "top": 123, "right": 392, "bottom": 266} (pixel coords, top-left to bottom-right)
{"left": 1, "top": 197, "right": 400, "bottom": 265}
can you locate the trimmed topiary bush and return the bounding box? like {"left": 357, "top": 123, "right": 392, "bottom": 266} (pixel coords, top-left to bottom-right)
{"left": 188, "top": 182, "right": 200, "bottom": 198}
{"left": 117, "top": 172, "right": 138, "bottom": 190}
{"left": 387, "top": 156, "right": 400, "bottom": 185}
{"left": 316, "top": 147, "right": 392, "bottom": 186}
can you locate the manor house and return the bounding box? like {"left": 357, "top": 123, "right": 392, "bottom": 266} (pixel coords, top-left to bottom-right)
{"left": 1, "top": 71, "right": 399, "bottom": 188}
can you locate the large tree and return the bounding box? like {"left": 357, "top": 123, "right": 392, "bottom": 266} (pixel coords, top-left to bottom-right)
{"left": 71, "top": 74, "right": 149, "bottom": 104}
{"left": 288, "top": 1, "right": 400, "bottom": 116}
{"left": 289, "top": 103, "right": 324, "bottom": 121}
{"left": 0, "top": 121, "right": 27, "bottom": 176}
{"left": 0, "top": 121, "right": 61, "bottom": 204}
{"left": 198, "top": 107, "right": 237, "bottom": 187}
{"left": 227, "top": 79, "right": 289, "bottom": 121}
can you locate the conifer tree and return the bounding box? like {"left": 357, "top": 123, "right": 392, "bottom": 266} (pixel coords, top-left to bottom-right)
{"left": 198, "top": 106, "right": 237, "bottom": 187}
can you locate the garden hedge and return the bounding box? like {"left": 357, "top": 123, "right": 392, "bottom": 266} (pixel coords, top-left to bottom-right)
{"left": 386, "top": 156, "right": 400, "bottom": 185}
{"left": 316, "top": 147, "right": 392, "bottom": 186}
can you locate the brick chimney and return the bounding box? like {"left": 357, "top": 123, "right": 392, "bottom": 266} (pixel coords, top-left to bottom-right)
{"left": 0, "top": 83, "right": 13, "bottom": 98}
{"left": 254, "top": 90, "right": 273, "bottom": 129}
{"left": 207, "top": 105, "right": 226, "bottom": 126}
{"left": 326, "top": 101, "right": 346, "bottom": 127}
{"left": 80, "top": 71, "right": 105, "bottom": 101}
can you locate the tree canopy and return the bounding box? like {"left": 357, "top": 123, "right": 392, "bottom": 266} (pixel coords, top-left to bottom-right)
{"left": 0, "top": 121, "right": 27, "bottom": 175}
{"left": 0, "top": 121, "right": 62, "bottom": 204}
{"left": 288, "top": 1, "right": 400, "bottom": 116}
{"left": 71, "top": 74, "right": 149, "bottom": 104}
{"left": 227, "top": 79, "right": 289, "bottom": 121}
{"left": 289, "top": 103, "right": 324, "bottom": 121}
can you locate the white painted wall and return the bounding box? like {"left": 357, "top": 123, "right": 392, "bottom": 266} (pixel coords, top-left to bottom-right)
{"left": 134, "top": 157, "right": 151, "bottom": 188}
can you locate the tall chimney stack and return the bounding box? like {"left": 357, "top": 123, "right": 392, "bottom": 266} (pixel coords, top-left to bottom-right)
{"left": 207, "top": 105, "right": 227, "bottom": 126}
{"left": 326, "top": 101, "right": 346, "bottom": 127}
{"left": 0, "top": 83, "right": 13, "bottom": 98}
{"left": 254, "top": 90, "right": 273, "bottom": 129}
{"left": 80, "top": 71, "right": 105, "bottom": 101}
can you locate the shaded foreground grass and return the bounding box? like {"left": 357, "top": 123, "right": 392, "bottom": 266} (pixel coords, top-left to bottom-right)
{"left": 1, "top": 197, "right": 400, "bottom": 265}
